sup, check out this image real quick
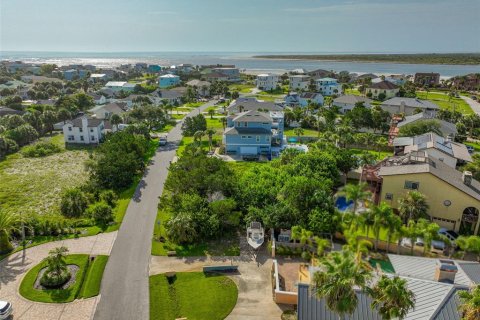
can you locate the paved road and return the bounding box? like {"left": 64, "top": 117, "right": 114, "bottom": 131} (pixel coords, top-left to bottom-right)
{"left": 461, "top": 95, "right": 480, "bottom": 115}
{"left": 0, "top": 232, "right": 116, "bottom": 320}
{"left": 94, "top": 101, "right": 216, "bottom": 320}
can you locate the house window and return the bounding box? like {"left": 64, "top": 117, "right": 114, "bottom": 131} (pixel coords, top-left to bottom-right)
{"left": 68, "top": 135, "right": 74, "bottom": 141}
{"left": 79, "top": 127, "right": 83, "bottom": 133}
{"left": 266, "top": 136, "right": 270, "bottom": 142}
{"left": 91, "top": 136, "right": 95, "bottom": 141}
{"left": 404, "top": 181, "right": 419, "bottom": 190}
{"left": 385, "top": 193, "right": 393, "bottom": 200}
{"left": 90, "top": 129, "right": 94, "bottom": 133}
{"left": 68, "top": 126, "right": 72, "bottom": 131}
{"left": 80, "top": 136, "right": 84, "bottom": 141}
{"left": 256, "top": 136, "right": 260, "bottom": 142}
{"left": 241, "top": 135, "right": 247, "bottom": 139}
{"left": 247, "top": 135, "right": 252, "bottom": 139}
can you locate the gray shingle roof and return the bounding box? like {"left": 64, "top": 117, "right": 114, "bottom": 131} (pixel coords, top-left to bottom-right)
{"left": 397, "top": 113, "right": 457, "bottom": 137}
{"left": 333, "top": 95, "right": 373, "bottom": 105}
{"left": 378, "top": 155, "right": 480, "bottom": 201}
{"left": 369, "top": 80, "right": 399, "bottom": 90}
{"left": 382, "top": 97, "right": 440, "bottom": 110}
{"left": 68, "top": 117, "right": 104, "bottom": 128}
{"left": 227, "top": 98, "right": 283, "bottom": 113}
{"left": 224, "top": 127, "right": 272, "bottom": 135}
{"left": 233, "top": 110, "right": 272, "bottom": 123}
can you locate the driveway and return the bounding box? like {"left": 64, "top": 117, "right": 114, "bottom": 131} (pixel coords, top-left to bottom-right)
{"left": 94, "top": 101, "right": 216, "bottom": 320}
{"left": 0, "top": 232, "right": 116, "bottom": 320}
{"left": 149, "top": 238, "right": 284, "bottom": 320}
{"left": 461, "top": 95, "right": 480, "bottom": 115}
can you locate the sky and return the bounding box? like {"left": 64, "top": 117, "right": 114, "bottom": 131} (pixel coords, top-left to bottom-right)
{"left": 1, "top": 0, "right": 479, "bottom": 53}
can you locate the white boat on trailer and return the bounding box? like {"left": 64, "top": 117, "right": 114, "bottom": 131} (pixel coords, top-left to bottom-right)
{"left": 247, "top": 222, "right": 264, "bottom": 249}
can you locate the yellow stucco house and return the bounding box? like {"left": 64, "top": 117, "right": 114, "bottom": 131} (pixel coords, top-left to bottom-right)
{"left": 376, "top": 153, "right": 480, "bottom": 235}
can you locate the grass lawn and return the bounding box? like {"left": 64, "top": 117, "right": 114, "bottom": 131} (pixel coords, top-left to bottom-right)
{"left": 351, "top": 148, "right": 393, "bottom": 161}
{"left": 19, "top": 254, "right": 108, "bottom": 303}
{"left": 171, "top": 114, "right": 185, "bottom": 120}
{"left": 152, "top": 209, "right": 240, "bottom": 257}
{"left": 229, "top": 83, "right": 255, "bottom": 93}
{"left": 465, "top": 141, "right": 480, "bottom": 152}
{"left": 78, "top": 255, "right": 109, "bottom": 298}
{"left": 416, "top": 91, "right": 472, "bottom": 114}
{"left": 149, "top": 272, "right": 238, "bottom": 320}
{"left": 0, "top": 134, "right": 90, "bottom": 217}
{"left": 284, "top": 127, "right": 320, "bottom": 138}
{"left": 345, "top": 88, "right": 362, "bottom": 96}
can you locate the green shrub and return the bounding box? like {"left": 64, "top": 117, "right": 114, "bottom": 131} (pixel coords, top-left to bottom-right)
{"left": 87, "top": 202, "right": 114, "bottom": 223}
{"left": 21, "top": 141, "right": 62, "bottom": 157}
{"left": 100, "top": 190, "right": 117, "bottom": 207}
{"left": 40, "top": 269, "right": 71, "bottom": 288}
{"left": 60, "top": 188, "right": 89, "bottom": 218}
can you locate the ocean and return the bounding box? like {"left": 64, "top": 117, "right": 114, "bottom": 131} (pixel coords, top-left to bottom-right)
{"left": 1, "top": 51, "right": 479, "bottom": 78}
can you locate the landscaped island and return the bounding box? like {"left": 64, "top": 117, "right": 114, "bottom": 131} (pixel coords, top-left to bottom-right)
{"left": 252, "top": 53, "right": 480, "bottom": 65}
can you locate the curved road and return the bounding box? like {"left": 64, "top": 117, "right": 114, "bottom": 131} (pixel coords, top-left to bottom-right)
{"left": 94, "top": 101, "right": 216, "bottom": 320}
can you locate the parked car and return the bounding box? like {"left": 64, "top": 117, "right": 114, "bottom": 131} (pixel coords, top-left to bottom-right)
{"left": 438, "top": 228, "right": 459, "bottom": 246}
{"left": 400, "top": 237, "right": 445, "bottom": 251}
{"left": 466, "top": 145, "right": 475, "bottom": 154}
{"left": 158, "top": 134, "right": 168, "bottom": 146}
{"left": 471, "top": 95, "right": 477, "bottom": 100}
{"left": 0, "top": 300, "right": 12, "bottom": 320}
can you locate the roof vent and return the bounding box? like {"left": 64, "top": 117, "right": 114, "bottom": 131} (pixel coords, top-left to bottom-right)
{"left": 434, "top": 259, "right": 458, "bottom": 284}
{"left": 463, "top": 171, "right": 473, "bottom": 186}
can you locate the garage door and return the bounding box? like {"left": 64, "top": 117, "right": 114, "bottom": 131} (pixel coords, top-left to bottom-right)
{"left": 240, "top": 146, "right": 258, "bottom": 155}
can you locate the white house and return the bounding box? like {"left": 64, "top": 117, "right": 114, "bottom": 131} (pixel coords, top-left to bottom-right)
{"left": 104, "top": 81, "right": 136, "bottom": 93}
{"left": 366, "top": 81, "right": 399, "bottom": 99}
{"left": 333, "top": 95, "right": 373, "bottom": 113}
{"left": 62, "top": 116, "right": 113, "bottom": 144}
{"left": 256, "top": 74, "right": 280, "bottom": 91}
{"left": 88, "top": 93, "right": 107, "bottom": 105}
{"left": 289, "top": 75, "right": 311, "bottom": 91}
{"left": 315, "top": 77, "right": 342, "bottom": 96}
{"left": 299, "top": 92, "right": 324, "bottom": 107}
{"left": 158, "top": 74, "right": 180, "bottom": 88}
{"left": 89, "top": 74, "right": 107, "bottom": 83}
{"left": 211, "top": 67, "right": 240, "bottom": 82}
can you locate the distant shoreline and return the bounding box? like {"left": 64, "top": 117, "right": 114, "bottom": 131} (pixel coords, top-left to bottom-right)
{"left": 252, "top": 53, "right": 480, "bottom": 66}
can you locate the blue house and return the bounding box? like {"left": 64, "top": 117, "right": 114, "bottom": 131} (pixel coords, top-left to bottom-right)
{"left": 158, "top": 74, "right": 180, "bottom": 88}
{"left": 224, "top": 110, "right": 284, "bottom": 159}
{"left": 284, "top": 92, "right": 300, "bottom": 106}
{"left": 148, "top": 65, "right": 162, "bottom": 73}
{"left": 315, "top": 77, "right": 342, "bottom": 96}
{"left": 63, "top": 69, "right": 78, "bottom": 81}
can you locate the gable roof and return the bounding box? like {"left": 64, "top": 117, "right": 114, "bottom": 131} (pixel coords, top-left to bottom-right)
{"left": 299, "top": 92, "right": 322, "bottom": 100}
{"left": 369, "top": 80, "right": 399, "bottom": 90}
{"left": 224, "top": 126, "right": 272, "bottom": 135}
{"left": 378, "top": 153, "right": 480, "bottom": 201}
{"left": 333, "top": 95, "right": 373, "bottom": 105}
{"left": 89, "top": 103, "right": 127, "bottom": 116}
{"left": 382, "top": 97, "right": 439, "bottom": 110}
{"left": 227, "top": 98, "right": 283, "bottom": 113}
{"left": 186, "top": 79, "right": 211, "bottom": 87}
{"left": 0, "top": 106, "right": 24, "bottom": 117}
{"left": 67, "top": 117, "right": 104, "bottom": 128}
{"left": 232, "top": 110, "right": 272, "bottom": 123}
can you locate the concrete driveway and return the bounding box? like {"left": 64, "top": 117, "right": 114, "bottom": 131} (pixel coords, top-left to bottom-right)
{"left": 461, "top": 95, "right": 480, "bottom": 115}
{"left": 149, "top": 239, "right": 285, "bottom": 320}
{"left": 94, "top": 101, "right": 216, "bottom": 320}
{"left": 0, "top": 232, "right": 116, "bottom": 320}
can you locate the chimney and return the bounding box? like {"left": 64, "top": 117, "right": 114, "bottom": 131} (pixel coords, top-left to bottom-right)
{"left": 463, "top": 171, "right": 473, "bottom": 186}
{"left": 434, "top": 260, "right": 458, "bottom": 283}
{"left": 400, "top": 101, "right": 406, "bottom": 114}
{"left": 81, "top": 116, "right": 88, "bottom": 129}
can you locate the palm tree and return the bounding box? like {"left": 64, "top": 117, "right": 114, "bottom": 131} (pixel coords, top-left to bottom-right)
{"left": 404, "top": 220, "right": 420, "bottom": 256}
{"left": 385, "top": 214, "right": 402, "bottom": 254}
{"left": 370, "top": 275, "right": 415, "bottom": 320}
{"left": 371, "top": 202, "right": 393, "bottom": 252}
{"left": 314, "top": 236, "right": 331, "bottom": 258}
{"left": 0, "top": 210, "right": 22, "bottom": 253}
{"left": 45, "top": 246, "right": 69, "bottom": 278}
{"left": 193, "top": 130, "right": 205, "bottom": 147}
{"left": 360, "top": 209, "right": 376, "bottom": 240}
{"left": 207, "top": 109, "right": 215, "bottom": 119}
{"left": 340, "top": 183, "right": 372, "bottom": 214}
{"left": 205, "top": 128, "right": 216, "bottom": 151}
{"left": 458, "top": 285, "right": 480, "bottom": 320}
{"left": 291, "top": 225, "right": 302, "bottom": 244}
{"left": 312, "top": 250, "right": 372, "bottom": 320}
{"left": 110, "top": 114, "right": 122, "bottom": 131}
{"left": 293, "top": 127, "right": 304, "bottom": 142}
{"left": 345, "top": 232, "right": 373, "bottom": 264}
{"left": 416, "top": 219, "right": 440, "bottom": 256}
{"left": 398, "top": 191, "right": 429, "bottom": 223}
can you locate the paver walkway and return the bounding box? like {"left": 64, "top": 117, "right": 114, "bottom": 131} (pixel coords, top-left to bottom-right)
{"left": 149, "top": 238, "right": 284, "bottom": 320}
{"left": 0, "top": 232, "right": 116, "bottom": 320}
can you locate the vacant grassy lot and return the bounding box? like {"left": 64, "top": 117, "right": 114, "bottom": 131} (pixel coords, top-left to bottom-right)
{"left": 229, "top": 83, "right": 255, "bottom": 93}
{"left": 149, "top": 272, "right": 238, "bottom": 320}
{"left": 0, "top": 134, "right": 90, "bottom": 216}
{"left": 416, "top": 91, "right": 472, "bottom": 114}
{"left": 284, "top": 127, "right": 320, "bottom": 137}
